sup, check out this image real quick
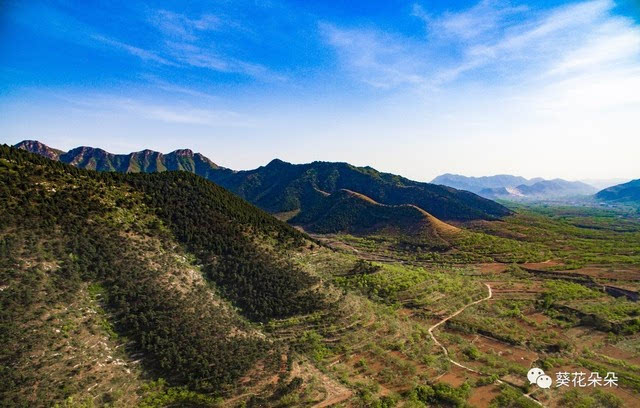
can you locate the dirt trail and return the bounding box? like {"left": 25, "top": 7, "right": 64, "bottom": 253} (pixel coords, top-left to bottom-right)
{"left": 428, "top": 283, "right": 493, "bottom": 363}
{"left": 428, "top": 283, "right": 544, "bottom": 407}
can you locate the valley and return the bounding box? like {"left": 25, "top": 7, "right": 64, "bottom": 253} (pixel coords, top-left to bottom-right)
{"left": 287, "top": 206, "right": 640, "bottom": 407}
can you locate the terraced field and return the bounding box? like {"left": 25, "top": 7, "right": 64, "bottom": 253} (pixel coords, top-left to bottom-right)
{"left": 275, "top": 205, "right": 640, "bottom": 407}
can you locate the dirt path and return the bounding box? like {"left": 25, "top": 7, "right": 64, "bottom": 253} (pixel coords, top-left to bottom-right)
{"left": 428, "top": 283, "right": 544, "bottom": 407}
{"left": 428, "top": 283, "right": 493, "bottom": 364}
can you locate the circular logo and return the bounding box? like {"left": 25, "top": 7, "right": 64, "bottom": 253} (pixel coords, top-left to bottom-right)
{"left": 527, "top": 367, "right": 545, "bottom": 385}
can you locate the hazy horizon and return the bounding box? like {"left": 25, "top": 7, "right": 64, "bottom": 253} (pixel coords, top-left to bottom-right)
{"left": 2, "top": 0, "right": 640, "bottom": 181}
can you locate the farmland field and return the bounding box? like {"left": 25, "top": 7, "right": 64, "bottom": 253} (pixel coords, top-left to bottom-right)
{"left": 278, "top": 205, "right": 640, "bottom": 407}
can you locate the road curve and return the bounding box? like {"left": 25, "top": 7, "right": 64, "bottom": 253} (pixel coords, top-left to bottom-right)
{"left": 427, "top": 283, "right": 544, "bottom": 407}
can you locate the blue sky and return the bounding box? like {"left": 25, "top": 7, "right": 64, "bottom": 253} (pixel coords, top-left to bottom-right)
{"left": 1, "top": 0, "right": 639, "bottom": 181}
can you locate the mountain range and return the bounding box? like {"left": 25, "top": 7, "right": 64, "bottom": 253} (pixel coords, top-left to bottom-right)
{"left": 14, "top": 141, "right": 511, "bottom": 238}
{"left": 432, "top": 173, "right": 597, "bottom": 200}
{"left": 431, "top": 174, "right": 543, "bottom": 193}
{"left": 478, "top": 179, "right": 597, "bottom": 200}
{"left": 14, "top": 140, "right": 223, "bottom": 177}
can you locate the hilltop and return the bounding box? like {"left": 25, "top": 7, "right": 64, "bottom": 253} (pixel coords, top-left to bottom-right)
{"left": 290, "top": 189, "right": 459, "bottom": 248}
{"left": 209, "top": 159, "right": 510, "bottom": 222}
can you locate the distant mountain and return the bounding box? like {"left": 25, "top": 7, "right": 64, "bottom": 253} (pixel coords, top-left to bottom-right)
{"left": 15, "top": 140, "right": 224, "bottom": 177}
{"left": 210, "top": 159, "right": 511, "bottom": 222}
{"left": 516, "top": 179, "right": 596, "bottom": 197}
{"left": 14, "top": 140, "right": 64, "bottom": 160}
{"left": 478, "top": 186, "right": 524, "bottom": 199}
{"left": 596, "top": 179, "right": 640, "bottom": 203}
{"left": 479, "top": 179, "right": 597, "bottom": 200}
{"left": 433, "top": 172, "right": 597, "bottom": 200}
{"left": 580, "top": 178, "right": 631, "bottom": 191}
{"left": 16, "top": 141, "right": 511, "bottom": 226}
{"left": 431, "top": 173, "right": 542, "bottom": 194}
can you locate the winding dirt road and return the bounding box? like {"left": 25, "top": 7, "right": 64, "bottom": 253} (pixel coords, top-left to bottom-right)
{"left": 427, "top": 283, "right": 544, "bottom": 407}
{"left": 428, "top": 283, "right": 493, "bottom": 369}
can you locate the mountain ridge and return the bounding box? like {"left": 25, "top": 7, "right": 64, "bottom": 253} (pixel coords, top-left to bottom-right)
{"left": 206, "top": 157, "right": 512, "bottom": 222}
{"left": 431, "top": 173, "right": 540, "bottom": 193}
{"left": 16, "top": 140, "right": 512, "bottom": 225}
{"left": 15, "top": 140, "right": 227, "bottom": 175}
{"left": 479, "top": 179, "right": 597, "bottom": 200}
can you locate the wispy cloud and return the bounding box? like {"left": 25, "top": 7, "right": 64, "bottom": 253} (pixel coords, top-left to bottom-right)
{"left": 118, "top": 99, "right": 250, "bottom": 127}
{"left": 90, "top": 26, "right": 282, "bottom": 80}
{"left": 323, "top": 0, "right": 640, "bottom": 94}
{"left": 164, "top": 41, "right": 285, "bottom": 80}
{"left": 55, "top": 93, "right": 253, "bottom": 127}
{"left": 320, "top": 23, "right": 428, "bottom": 89}
{"left": 412, "top": 0, "right": 527, "bottom": 42}
{"left": 525, "top": 66, "right": 640, "bottom": 111}
{"left": 92, "top": 8, "right": 285, "bottom": 81}
{"left": 91, "top": 35, "right": 178, "bottom": 66}
{"left": 148, "top": 10, "right": 221, "bottom": 41}
{"left": 11, "top": 2, "right": 282, "bottom": 81}
{"left": 139, "top": 75, "right": 219, "bottom": 100}
{"left": 464, "top": 0, "right": 615, "bottom": 62}
{"left": 546, "top": 17, "right": 640, "bottom": 76}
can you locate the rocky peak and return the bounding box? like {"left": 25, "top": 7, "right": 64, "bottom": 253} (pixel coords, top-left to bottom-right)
{"left": 14, "top": 140, "right": 62, "bottom": 160}
{"left": 171, "top": 149, "right": 194, "bottom": 157}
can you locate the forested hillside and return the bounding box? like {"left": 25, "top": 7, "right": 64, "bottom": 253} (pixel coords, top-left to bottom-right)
{"left": 596, "top": 179, "right": 640, "bottom": 203}
{"left": 208, "top": 159, "right": 511, "bottom": 222}
{"left": 0, "top": 145, "right": 323, "bottom": 406}
{"left": 291, "top": 189, "right": 458, "bottom": 248}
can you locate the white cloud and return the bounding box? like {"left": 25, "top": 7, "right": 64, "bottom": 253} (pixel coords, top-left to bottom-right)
{"left": 320, "top": 23, "right": 429, "bottom": 89}
{"left": 413, "top": 0, "right": 527, "bottom": 42}
{"left": 164, "top": 42, "right": 284, "bottom": 81}
{"left": 91, "top": 35, "right": 178, "bottom": 66}
{"left": 53, "top": 93, "right": 253, "bottom": 127}
{"left": 317, "top": 0, "right": 640, "bottom": 180}
{"left": 148, "top": 10, "right": 221, "bottom": 41}
{"left": 525, "top": 66, "right": 640, "bottom": 111}
{"left": 323, "top": 0, "right": 640, "bottom": 92}
{"left": 119, "top": 100, "right": 248, "bottom": 127}
{"left": 546, "top": 18, "right": 640, "bottom": 76}
{"left": 91, "top": 28, "right": 282, "bottom": 81}
{"left": 465, "top": 0, "right": 617, "bottom": 61}
{"left": 139, "top": 75, "right": 219, "bottom": 100}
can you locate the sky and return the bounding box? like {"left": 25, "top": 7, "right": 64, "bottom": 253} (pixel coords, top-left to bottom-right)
{"left": 1, "top": 0, "right": 639, "bottom": 182}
